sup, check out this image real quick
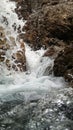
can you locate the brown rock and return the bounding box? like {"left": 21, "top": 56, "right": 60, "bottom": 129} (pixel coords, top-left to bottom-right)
{"left": 6, "top": 59, "right": 11, "bottom": 69}
{"left": 0, "top": 26, "right": 26, "bottom": 72}
{"left": 23, "top": 0, "right": 73, "bottom": 50}
{"left": 0, "top": 51, "right": 5, "bottom": 62}
{"left": 0, "top": 26, "right": 5, "bottom": 38}
{"left": 20, "top": 40, "right": 25, "bottom": 51}
{"left": 12, "top": 50, "right": 26, "bottom": 71}
{"left": 43, "top": 46, "right": 57, "bottom": 58}
{"left": 0, "top": 57, "right": 5, "bottom": 62}
{"left": 9, "top": 36, "right": 16, "bottom": 47}
{"left": 53, "top": 45, "right": 73, "bottom": 86}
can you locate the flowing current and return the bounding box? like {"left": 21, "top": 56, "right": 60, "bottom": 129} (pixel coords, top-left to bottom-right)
{"left": 0, "top": 0, "right": 73, "bottom": 130}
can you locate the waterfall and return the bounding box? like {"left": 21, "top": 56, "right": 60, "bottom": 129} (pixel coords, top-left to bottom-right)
{"left": 0, "top": 0, "right": 73, "bottom": 130}
{"left": 0, "top": 0, "right": 66, "bottom": 96}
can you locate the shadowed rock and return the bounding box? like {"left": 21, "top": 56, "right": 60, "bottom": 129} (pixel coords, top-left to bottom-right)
{"left": 53, "top": 45, "right": 73, "bottom": 86}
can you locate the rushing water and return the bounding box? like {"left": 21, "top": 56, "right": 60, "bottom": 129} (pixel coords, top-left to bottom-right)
{"left": 0, "top": 0, "right": 73, "bottom": 130}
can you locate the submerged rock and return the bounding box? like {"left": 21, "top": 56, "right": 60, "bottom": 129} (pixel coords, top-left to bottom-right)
{"left": 0, "top": 88, "right": 73, "bottom": 130}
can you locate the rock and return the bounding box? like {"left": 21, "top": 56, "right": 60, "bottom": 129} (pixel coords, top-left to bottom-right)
{"left": 11, "top": 0, "right": 73, "bottom": 50}
{"left": 43, "top": 66, "right": 52, "bottom": 76}
{"left": 20, "top": 40, "right": 25, "bottom": 51}
{"left": 9, "top": 36, "right": 16, "bottom": 47}
{"left": 23, "top": 0, "right": 73, "bottom": 50}
{"left": 0, "top": 51, "right": 5, "bottom": 62}
{"left": 43, "top": 47, "right": 56, "bottom": 57}
{"left": 64, "top": 69, "right": 73, "bottom": 87}
{"left": 53, "top": 45, "right": 73, "bottom": 86}
{"left": 0, "top": 26, "right": 26, "bottom": 72}
{"left": 11, "top": 0, "right": 43, "bottom": 20}
{"left": 12, "top": 49, "right": 26, "bottom": 71}
{"left": 17, "top": 51, "right": 25, "bottom": 63}
{"left": 10, "top": 0, "right": 73, "bottom": 78}
{"left": 0, "top": 26, "right": 5, "bottom": 38}
{"left": 0, "top": 57, "right": 5, "bottom": 62}
{"left": 6, "top": 59, "right": 11, "bottom": 70}
{"left": 43, "top": 45, "right": 64, "bottom": 58}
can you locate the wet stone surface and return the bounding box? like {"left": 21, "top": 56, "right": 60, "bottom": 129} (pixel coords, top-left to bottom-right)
{"left": 0, "top": 88, "right": 73, "bottom": 130}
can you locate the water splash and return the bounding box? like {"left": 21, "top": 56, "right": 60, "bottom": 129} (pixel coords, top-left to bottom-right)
{"left": 0, "top": 1, "right": 73, "bottom": 130}
{"left": 0, "top": 0, "right": 67, "bottom": 96}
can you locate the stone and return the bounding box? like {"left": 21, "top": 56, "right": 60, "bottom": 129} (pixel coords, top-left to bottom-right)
{"left": 0, "top": 26, "right": 26, "bottom": 72}
{"left": 9, "top": 36, "right": 16, "bottom": 47}
{"left": 64, "top": 69, "right": 73, "bottom": 87}
{"left": 20, "top": 40, "right": 25, "bottom": 51}
{"left": 0, "top": 51, "right": 5, "bottom": 62}
{"left": 12, "top": 50, "right": 26, "bottom": 71}
{"left": 5, "top": 59, "right": 11, "bottom": 70}
{"left": 53, "top": 45, "right": 73, "bottom": 86}
{"left": 0, "top": 26, "right": 5, "bottom": 38}
{"left": 23, "top": 0, "right": 73, "bottom": 50}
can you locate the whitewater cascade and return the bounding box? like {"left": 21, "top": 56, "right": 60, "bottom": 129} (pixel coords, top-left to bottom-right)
{"left": 0, "top": 0, "right": 66, "bottom": 96}
{"left": 0, "top": 0, "right": 73, "bottom": 130}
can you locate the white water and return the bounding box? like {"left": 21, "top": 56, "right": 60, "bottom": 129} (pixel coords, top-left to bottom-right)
{"left": 0, "top": 0, "right": 66, "bottom": 99}
{"left": 1, "top": 1, "right": 73, "bottom": 130}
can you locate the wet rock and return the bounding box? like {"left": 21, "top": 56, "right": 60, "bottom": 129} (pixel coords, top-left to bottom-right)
{"left": 23, "top": 0, "right": 73, "bottom": 50}
{"left": 43, "top": 45, "right": 64, "bottom": 58}
{"left": 9, "top": 36, "right": 16, "bottom": 47}
{"left": 11, "top": 0, "right": 73, "bottom": 51}
{"left": 43, "top": 66, "right": 52, "bottom": 76}
{"left": 53, "top": 45, "right": 73, "bottom": 86}
{"left": 65, "top": 103, "right": 73, "bottom": 120}
{"left": 64, "top": 69, "right": 73, "bottom": 87}
{"left": 0, "top": 26, "right": 26, "bottom": 72}
{"left": 11, "top": 0, "right": 43, "bottom": 20}
{"left": 12, "top": 50, "right": 26, "bottom": 71}
{"left": 0, "top": 26, "right": 5, "bottom": 38}
{"left": 0, "top": 88, "right": 73, "bottom": 130}
{"left": 58, "top": 102, "right": 73, "bottom": 120}
{"left": 5, "top": 59, "right": 11, "bottom": 70}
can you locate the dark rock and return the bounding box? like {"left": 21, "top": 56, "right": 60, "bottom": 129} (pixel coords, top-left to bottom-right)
{"left": 11, "top": 0, "right": 73, "bottom": 51}
{"left": 11, "top": 0, "right": 43, "bottom": 20}
{"left": 65, "top": 103, "right": 73, "bottom": 120}
{"left": 64, "top": 69, "right": 73, "bottom": 87}
{"left": 23, "top": 0, "right": 73, "bottom": 50}
{"left": 58, "top": 102, "right": 73, "bottom": 120}
{"left": 53, "top": 45, "right": 73, "bottom": 86}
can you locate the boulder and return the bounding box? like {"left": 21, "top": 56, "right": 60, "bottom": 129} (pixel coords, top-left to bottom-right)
{"left": 23, "top": 0, "right": 73, "bottom": 50}
{"left": 11, "top": 0, "right": 73, "bottom": 50}
{"left": 53, "top": 45, "right": 73, "bottom": 86}
{"left": 43, "top": 42, "right": 65, "bottom": 58}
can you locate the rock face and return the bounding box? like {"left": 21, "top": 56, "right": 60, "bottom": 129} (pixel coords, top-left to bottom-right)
{"left": 11, "top": 0, "right": 43, "bottom": 20}
{"left": 10, "top": 0, "right": 73, "bottom": 85}
{"left": 12, "top": 0, "right": 73, "bottom": 50}
{"left": 0, "top": 26, "right": 26, "bottom": 72}
{"left": 23, "top": 0, "right": 73, "bottom": 50}
{"left": 53, "top": 46, "right": 73, "bottom": 86}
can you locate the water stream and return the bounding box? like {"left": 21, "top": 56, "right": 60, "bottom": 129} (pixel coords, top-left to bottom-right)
{"left": 0, "top": 0, "right": 73, "bottom": 130}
